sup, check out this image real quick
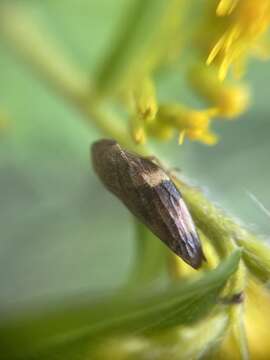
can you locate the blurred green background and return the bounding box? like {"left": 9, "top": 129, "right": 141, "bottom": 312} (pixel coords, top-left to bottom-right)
{"left": 0, "top": 0, "right": 270, "bottom": 310}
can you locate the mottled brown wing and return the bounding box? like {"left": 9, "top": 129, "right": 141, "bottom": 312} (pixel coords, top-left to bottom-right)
{"left": 151, "top": 180, "right": 204, "bottom": 268}
{"left": 113, "top": 153, "right": 160, "bottom": 223}
{"left": 92, "top": 140, "right": 204, "bottom": 269}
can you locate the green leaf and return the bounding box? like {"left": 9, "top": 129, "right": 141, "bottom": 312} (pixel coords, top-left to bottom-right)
{"left": 150, "top": 312, "right": 229, "bottom": 360}
{"left": 0, "top": 250, "right": 241, "bottom": 360}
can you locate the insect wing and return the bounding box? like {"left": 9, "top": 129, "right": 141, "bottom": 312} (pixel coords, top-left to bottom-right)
{"left": 151, "top": 180, "right": 204, "bottom": 268}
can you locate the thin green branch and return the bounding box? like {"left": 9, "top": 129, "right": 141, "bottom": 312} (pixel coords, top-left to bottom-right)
{"left": 175, "top": 179, "right": 270, "bottom": 283}
{"left": 0, "top": 4, "right": 87, "bottom": 104}
{"left": 0, "top": 3, "right": 148, "bottom": 154}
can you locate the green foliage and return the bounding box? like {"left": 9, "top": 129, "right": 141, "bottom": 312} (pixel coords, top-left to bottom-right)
{"left": 0, "top": 251, "right": 241, "bottom": 360}
{"left": 177, "top": 181, "right": 270, "bottom": 283}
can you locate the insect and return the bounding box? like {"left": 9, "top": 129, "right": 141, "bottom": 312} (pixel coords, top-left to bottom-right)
{"left": 91, "top": 139, "right": 206, "bottom": 269}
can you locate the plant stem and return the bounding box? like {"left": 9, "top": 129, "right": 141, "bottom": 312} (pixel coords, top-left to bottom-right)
{"left": 0, "top": 3, "right": 148, "bottom": 154}
{"left": 175, "top": 179, "right": 270, "bottom": 282}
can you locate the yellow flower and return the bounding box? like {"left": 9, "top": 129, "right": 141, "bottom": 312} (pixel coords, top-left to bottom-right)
{"left": 130, "top": 76, "right": 158, "bottom": 124}
{"left": 149, "top": 103, "right": 218, "bottom": 145}
{"left": 189, "top": 64, "right": 250, "bottom": 118}
{"left": 130, "top": 118, "right": 147, "bottom": 145}
{"left": 215, "top": 279, "right": 270, "bottom": 359}
{"left": 207, "top": 0, "right": 270, "bottom": 80}
{"left": 126, "top": 76, "right": 157, "bottom": 144}
{"left": 245, "top": 279, "right": 270, "bottom": 358}
{"left": 146, "top": 120, "right": 175, "bottom": 141}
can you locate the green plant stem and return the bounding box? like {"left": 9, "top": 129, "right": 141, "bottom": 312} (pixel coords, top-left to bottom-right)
{"left": 175, "top": 179, "right": 270, "bottom": 282}
{"left": 0, "top": 3, "right": 148, "bottom": 154}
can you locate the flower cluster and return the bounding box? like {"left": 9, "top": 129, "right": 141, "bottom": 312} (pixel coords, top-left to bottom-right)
{"left": 111, "top": 0, "right": 270, "bottom": 146}
{"left": 208, "top": 0, "right": 270, "bottom": 80}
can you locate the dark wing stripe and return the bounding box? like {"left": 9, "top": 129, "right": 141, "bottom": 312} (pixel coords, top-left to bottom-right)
{"left": 152, "top": 184, "right": 191, "bottom": 259}
{"left": 154, "top": 181, "right": 200, "bottom": 260}
{"left": 168, "top": 193, "right": 199, "bottom": 258}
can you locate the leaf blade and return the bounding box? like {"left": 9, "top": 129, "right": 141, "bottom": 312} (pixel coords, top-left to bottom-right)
{"left": 0, "top": 250, "right": 241, "bottom": 359}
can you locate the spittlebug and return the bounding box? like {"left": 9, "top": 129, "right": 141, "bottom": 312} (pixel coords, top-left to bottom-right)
{"left": 91, "top": 139, "right": 206, "bottom": 269}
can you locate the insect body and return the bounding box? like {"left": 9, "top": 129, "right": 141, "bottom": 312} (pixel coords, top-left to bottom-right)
{"left": 91, "top": 139, "right": 205, "bottom": 269}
